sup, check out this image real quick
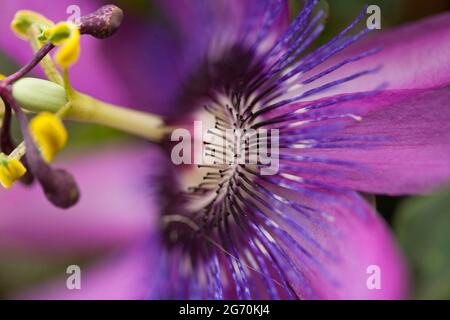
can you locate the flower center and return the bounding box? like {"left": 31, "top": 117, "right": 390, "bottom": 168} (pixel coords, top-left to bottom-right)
{"left": 160, "top": 44, "right": 283, "bottom": 244}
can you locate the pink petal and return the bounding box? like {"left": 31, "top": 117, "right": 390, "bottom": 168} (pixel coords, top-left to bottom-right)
{"left": 15, "top": 241, "right": 160, "bottom": 300}
{"left": 302, "top": 192, "right": 408, "bottom": 299}
{"left": 303, "top": 11, "right": 450, "bottom": 97}
{"left": 0, "top": 144, "right": 162, "bottom": 253}
{"left": 229, "top": 181, "right": 408, "bottom": 299}
{"left": 296, "top": 86, "right": 450, "bottom": 195}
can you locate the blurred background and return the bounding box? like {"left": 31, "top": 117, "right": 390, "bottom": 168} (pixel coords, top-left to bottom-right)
{"left": 0, "top": 0, "right": 449, "bottom": 299}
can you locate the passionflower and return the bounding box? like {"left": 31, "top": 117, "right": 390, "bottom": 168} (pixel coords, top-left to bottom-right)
{"left": 0, "top": 0, "right": 450, "bottom": 300}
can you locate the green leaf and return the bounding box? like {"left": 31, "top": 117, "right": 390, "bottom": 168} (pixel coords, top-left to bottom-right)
{"left": 394, "top": 186, "right": 450, "bottom": 299}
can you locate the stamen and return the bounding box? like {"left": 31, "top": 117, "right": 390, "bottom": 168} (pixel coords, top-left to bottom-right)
{"left": 3, "top": 90, "right": 79, "bottom": 208}
{"left": 29, "top": 112, "right": 68, "bottom": 163}
{"left": 40, "top": 22, "right": 80, "bottom": 69}
{"left": 0, "top": 153, "right": 27, "bottom": 189}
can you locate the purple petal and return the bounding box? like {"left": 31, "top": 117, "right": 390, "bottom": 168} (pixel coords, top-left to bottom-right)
{"left": 296, "top": 86, "right": 450, "bottom": 195}
{"left": 304, "top": 11, "right": 450, "bottom": 96}
{"left": 161, "top": 172, "right": 408, "bottom": 298}
{"left": 0, "top": 145, "right": 161, "bottom": 253}
{"left": 250, "top": 177, "right": 408, "bottom": 299}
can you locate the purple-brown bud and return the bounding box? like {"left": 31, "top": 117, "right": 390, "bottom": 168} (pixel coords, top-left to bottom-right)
{"left": 36, "top": 164, "right": 80, "bottom": 209}
{"left": 79, "top": 5, "right": 124, "bottom": 39}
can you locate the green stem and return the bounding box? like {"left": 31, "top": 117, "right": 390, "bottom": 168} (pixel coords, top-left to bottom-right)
{"left": 64, "top": 91, "right": 167, "bottom": 143}
{"left": 7, "top": 93, "right": 167, "bottom": 161}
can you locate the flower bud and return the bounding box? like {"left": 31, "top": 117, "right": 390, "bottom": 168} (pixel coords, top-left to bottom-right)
{"left": 79, "top": 5, "right": 123, "bottom": 39}
{"left": 12, "top": 77, "right": 68, "bottom": 113}
{"left": 39, "top": 167, "right": 80, "bottom": 208}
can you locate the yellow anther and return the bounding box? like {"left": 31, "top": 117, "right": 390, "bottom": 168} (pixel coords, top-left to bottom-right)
{"left": 29, "top": 112, "right": 68, "bottom": 163}
{"left": 11, "top": 10, "right": 54, "bottom": 40}
{"left": 0, "top": 74, "right": 5, "bottom": 80}
{"left": 55, "top": 27, "right": 80, "bottom": 69}
{"left": 39, "top": 22, "right": 70, "bottom": 45}
{"left": 40, "top": 22, "right": 80, "bottom": 69}
{"left": 0, "top": 154, "right": 27, "bottom": 189}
